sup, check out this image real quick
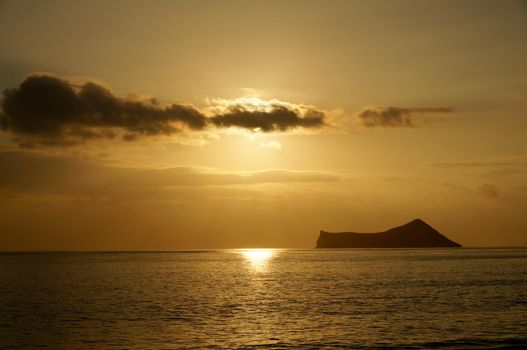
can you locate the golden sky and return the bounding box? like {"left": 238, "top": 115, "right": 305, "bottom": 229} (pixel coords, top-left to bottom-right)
{"left": 0, "top": 0, "right": 526, "bottom": 249}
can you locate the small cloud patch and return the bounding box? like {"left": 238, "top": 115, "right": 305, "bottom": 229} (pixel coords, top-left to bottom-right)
{"left": 357, "top": 106, "right": 453, "bottom": 127}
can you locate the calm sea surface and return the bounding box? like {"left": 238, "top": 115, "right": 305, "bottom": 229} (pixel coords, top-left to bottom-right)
{"left": 1, "top": 249, "right": 526, "bottom": 349}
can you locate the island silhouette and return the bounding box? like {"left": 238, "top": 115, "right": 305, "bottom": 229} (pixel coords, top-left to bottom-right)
{"left": 316, "top": 218, "right": 462, "bottom": 248}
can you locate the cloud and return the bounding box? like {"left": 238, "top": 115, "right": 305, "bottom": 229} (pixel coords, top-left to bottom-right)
{"left": 430, "top": 158, "right": 527, "bottom": 179}
{"left": 357, "top": 106, "right": 453, "bottom": 127}
{"left": 0, "top": 75, "right": 327, "bottom": 147}
{"left": 479, "top": 183, "right": 499, "bottom": 199}
{"left": 211, "top": 105, "right": 324, "bottom": 132}
{"left": 0, "top": 75, "right": 206, "bottom": 146}
{"left": 0, "top": 151, "right": 340, "bottom": 200}
{"left": 430, "top": 159, "right": 527, "bottom": 169}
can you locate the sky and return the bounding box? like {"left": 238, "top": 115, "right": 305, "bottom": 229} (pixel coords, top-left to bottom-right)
{"left": 0, "top": 0, "right": 526, "bottom": 250}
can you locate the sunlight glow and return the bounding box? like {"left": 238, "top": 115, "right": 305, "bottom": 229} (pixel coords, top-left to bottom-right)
{"left": 240, "top": 249, "right": 275, "bottom": 272}
{"left": 206, "top": 95, "right": 314, "bottom": 117}
{"left": 219, "top": 96, "right": 276, "bottom": 113}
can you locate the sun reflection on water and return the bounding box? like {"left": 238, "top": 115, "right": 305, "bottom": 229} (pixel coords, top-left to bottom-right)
{"left": 240, "top": 249, "right": 275, "bottom": 272}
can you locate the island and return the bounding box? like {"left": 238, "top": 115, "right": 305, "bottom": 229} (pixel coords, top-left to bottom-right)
{"left": 316, "top": 219, "right": 462, "bottom": 248}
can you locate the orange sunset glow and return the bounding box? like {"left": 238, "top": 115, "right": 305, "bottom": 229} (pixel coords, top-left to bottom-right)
{"left": 1, "top": 1, "right": 527, "bottom": 349}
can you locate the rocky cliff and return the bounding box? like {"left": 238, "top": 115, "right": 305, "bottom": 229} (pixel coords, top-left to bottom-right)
{"left": 316, "top": 219, "right": 462, "bottom": 248}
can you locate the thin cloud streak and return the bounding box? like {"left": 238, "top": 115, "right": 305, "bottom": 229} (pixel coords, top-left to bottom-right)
{"left": 430, "top": 159, "right": 527, "bottom": 169}
{"left": 0, "top": 151, "right": 341, "bottom": 200}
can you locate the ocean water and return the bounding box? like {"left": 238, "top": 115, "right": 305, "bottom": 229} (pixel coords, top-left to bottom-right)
{"left": 1, "top": 249, "right": 526, "bottom": 349}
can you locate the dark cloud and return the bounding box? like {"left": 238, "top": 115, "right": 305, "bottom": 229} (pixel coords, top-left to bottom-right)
{"left": 211, "top": 105, "right": 324, "bottom": 132}
{"left": 358, "top": 106, "right": 453, "bottom": 127}
{"left": 0, "top": 75, "right": 327, "bottom": 147}
{"left": 0, "top": 75, "right": 207, "bottom": 146}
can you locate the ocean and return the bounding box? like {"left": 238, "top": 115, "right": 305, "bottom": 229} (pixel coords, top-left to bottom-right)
{"left": 1, "top": 249, "right": 526, "bottom": 349}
